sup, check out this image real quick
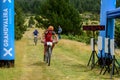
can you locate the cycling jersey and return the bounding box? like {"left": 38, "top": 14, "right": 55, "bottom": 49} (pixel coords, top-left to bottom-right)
{"left": 33, "top": 30, "right": 39, "bottom": 36}
{"left": 45, "top": 30, "right": 55, "bottom": 42}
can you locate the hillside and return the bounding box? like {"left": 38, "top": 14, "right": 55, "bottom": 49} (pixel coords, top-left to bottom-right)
{"left": 15, "top": 0, "right": 120, "bottom": 14}
{"left": 0, "top": 28, "right": 120, "bottom": 80}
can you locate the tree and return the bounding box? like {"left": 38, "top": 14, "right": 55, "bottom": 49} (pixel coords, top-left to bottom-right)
{"left": 69, "top": 0, "right": 100, "bottom": 13}
{"left": 34, "top": 15, "right": 49, "bottom": 28}
{"left": 28, "top": 16, "right": 35, "bottom": 27}
{"left": 40, "top": 0, "right": 83, "bottom": 35}
{"left": 115, "top": 23, "right": 120, "bottom": 48}
{"left": 16, "top": 0, "right": 120, "bottom": 14}
{"left": 117, "top": 0, "right": 120, "bottom": 7}
{"left": 15, "top": 1, "right": 26, "bottom": 40}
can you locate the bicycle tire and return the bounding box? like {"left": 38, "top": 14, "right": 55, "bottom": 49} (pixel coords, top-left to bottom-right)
{"left": 44, "top": 52, "right": 48, "bottom": 63}
{"left": 47, "top": 47, "right": 52, "bottom": 66}
{"left": 34, "top": 37, "right": 38, "bottom": 45}
{"left": 43, "top": 54, "right": 45, "bottom": 61}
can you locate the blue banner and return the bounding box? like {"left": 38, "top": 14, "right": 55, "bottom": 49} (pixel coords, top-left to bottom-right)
{"left": 0, "top": 0, "right": 14, "bottom": 60}
{"left": 98, "top": 0, "right": 116, "bottom": 58}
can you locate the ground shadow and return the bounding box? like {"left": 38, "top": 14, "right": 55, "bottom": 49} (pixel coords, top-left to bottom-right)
{"left": 31, "top": 61, "right": 46, "bottom": 66}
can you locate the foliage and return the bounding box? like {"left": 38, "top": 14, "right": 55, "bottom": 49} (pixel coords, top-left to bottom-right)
{"left": 15, "top": 0, "right": 120, "bottom": 43}
{"left": 62, "top": 33, "right": 91, "bottom": 44}
{"left": 117, "top": 0, "right": 120, "bottom": 7}
{"left": 15, "top": 0, "right": 43, "bottom": 14}
{"left": 62, "top": 30, "right": 99, "bottom": 45}
{"left": 15, "top": 1, "right": 26, "bottom": 40}
{"left": 69, "top": 0, "right": 120, "bottom": 13}
{"left": 28, "top": 16, "right": 35, "bottom": 27}
{"left": 16, "top": 0, "right": 120, "bottom": 14}
{"left": 115, "top": 23, "right": 120, "bottom": 48}
{"left": 69, "top": 0, "right": 100, "bottom": 13}
{"left": 40, "top": 0, "right": 83, "bottom": 35}
{"left": 34, "top": 15, "right": 49, "bottom": 28}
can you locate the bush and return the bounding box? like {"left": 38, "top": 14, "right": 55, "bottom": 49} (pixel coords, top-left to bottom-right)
{"left": 62, "top": 33, "right": 91, "bottom": 44}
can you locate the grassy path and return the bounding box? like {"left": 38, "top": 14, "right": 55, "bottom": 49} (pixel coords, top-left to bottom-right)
{"left": 0, "top": 28, "right": 120, "bottom": 80}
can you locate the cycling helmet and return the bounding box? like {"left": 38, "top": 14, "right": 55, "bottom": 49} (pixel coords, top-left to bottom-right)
{"left": 48, "top": 26, "right": 54, "bottom": 30}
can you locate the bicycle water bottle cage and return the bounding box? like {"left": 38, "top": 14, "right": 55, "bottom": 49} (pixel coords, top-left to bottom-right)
{"left": 47, "top": 42, "right": 53, "bottom": 46}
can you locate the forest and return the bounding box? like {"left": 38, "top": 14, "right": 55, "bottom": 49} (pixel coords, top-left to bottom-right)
{"left": 15, "top": 0, "right": 120, "bottom": 14}
{"left": 15, "top": 0, "right": 120, "bottom": 47}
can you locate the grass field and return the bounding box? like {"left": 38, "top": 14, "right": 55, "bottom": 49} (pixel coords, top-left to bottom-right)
{"left": 0, "top": 28, "right": 120, "bottom": 80}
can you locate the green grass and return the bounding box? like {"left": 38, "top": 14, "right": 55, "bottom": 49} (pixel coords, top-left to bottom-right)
{"left": 0, "top": 28, "right": 120, "bottom": 80}
{"left": 0, "top": 68, "right": 22, "bottom": 80}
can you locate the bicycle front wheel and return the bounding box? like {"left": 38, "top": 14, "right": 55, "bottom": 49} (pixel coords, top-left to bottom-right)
{"left": 34, "top": 37, "right": 38, "bottom": 45}
{"left": 47, "top": 47, "right": 52, "bottom": 66}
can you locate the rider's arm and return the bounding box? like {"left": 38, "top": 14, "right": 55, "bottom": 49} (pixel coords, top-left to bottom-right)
{"left": 55, "top": 34, "right": 58, "bottom": 41}
{"left": 52, "top": 31, "right": 58, "bottom": 42}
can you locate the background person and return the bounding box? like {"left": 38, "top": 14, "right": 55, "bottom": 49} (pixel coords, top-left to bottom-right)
{"left": 58, "top": 25, "right": 62, "bottom": 40}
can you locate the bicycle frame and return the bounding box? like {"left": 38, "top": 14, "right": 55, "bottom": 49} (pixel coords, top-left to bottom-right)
{"left": 45, "top": 42, "right": 53, "bottom": 66}
{"left": 34, "top": 36, "right": 38, "bottom": 45}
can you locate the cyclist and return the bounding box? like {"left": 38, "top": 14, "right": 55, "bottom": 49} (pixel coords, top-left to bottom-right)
{"left": 41, "top": 25, "right": 58, "bottom": 59}
{"left": 33, "top": 29, "right": 39, "bottom": 45}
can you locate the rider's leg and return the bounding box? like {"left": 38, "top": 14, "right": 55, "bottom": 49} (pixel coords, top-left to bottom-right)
{"left": 51, "top": 40, "right": 58, "bottom": 51}
{"left": 44, "top": 44, "right": 47, "bottom": 61}
{"left": 58, "top": 33, "right": 61, "bottom": 39}
{"left": 52, "top": 44, "right": 55, "bottom": 51}
{"left": 44, "top": 45, "right": 47, "bottom": 55}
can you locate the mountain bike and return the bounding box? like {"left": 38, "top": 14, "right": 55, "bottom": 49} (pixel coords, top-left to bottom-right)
{"left": 34, "top": 35, "right": 38, "bottom": 45}
{"left": 44, "top": 42, "right": 53, "bottom": 66}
